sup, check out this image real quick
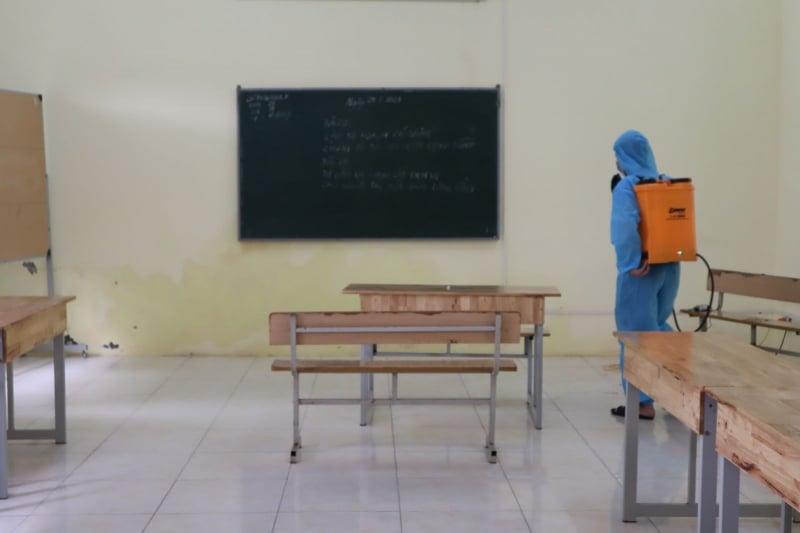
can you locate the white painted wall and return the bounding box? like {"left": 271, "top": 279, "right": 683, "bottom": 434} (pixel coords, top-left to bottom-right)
{"left": 0, "top": 0, "right": 785, "bottom": 355}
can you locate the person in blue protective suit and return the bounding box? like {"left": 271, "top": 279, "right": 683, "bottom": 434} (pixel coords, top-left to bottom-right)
{"left": 609, "top": 130, "right": 680, "bottom": 420}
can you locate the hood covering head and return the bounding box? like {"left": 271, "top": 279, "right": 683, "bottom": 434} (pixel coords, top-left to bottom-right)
{"left": 613, "top": 130, "right": 659, "bottom": 178}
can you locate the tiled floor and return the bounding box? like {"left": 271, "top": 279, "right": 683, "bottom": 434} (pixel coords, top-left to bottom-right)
{"left": 0, "top": 352, "right": 792, "bottom": 532}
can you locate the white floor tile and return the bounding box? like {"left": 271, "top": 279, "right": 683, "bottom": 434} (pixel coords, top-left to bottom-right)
{"left": 525, "top": 510, "right": 659, "bottom": 532}
{"left": 66, "top": 450, "right": 191, "bottom": 481}
{"left": 273, "top": 511, "right": 401, "bottom": 533}
{"left": 0, "top": 352, "right": 790, "bottom": 533}
{"left": 180, "top": 451, "right": 290, "bottom": 480}
{"left": 0, "top": 516, "right": 26, "bottom": 532}
{"left": 14, "top": 513, "right": 151, "bottom": 533}
{"left": 33, "top": 479, "right": 174, "bottom": 515}
{"left": 281, "top": 472, "right": 399, "bottom": 512}
{"left": 159, "top": 478, "right": 285, "bottom": 513}
{"left": 398, "top": 476, "right": 519, "bottom": 511}
{"left": 402, "top": 510, "right": 531, "bottom": 533}
{"left": 145, "top": 513, "right": 276, "bottom": 533}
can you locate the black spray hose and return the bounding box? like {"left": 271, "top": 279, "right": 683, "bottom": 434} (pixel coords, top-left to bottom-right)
{"left": 672, "top": 252, "right": 714, "bottom": 333}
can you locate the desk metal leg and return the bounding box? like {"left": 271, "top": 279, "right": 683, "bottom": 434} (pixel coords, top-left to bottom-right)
{"left": 54, "top": 334, "right": 66, "bottom": 444}
{"left": 698, "top": 397, "right": 718, "bottom": 533}
{"left": 687, "top": 431, "right": 698, "bottom": 504}
{"left": 526, "top": 325, "right": 544, "bottom": 429}
{"left": 6, "top": 361, "right": 13, "bottom": 433}
{"left": 291, "top": 372, "right": 301, "bottom": 463}
{"left": 0, "top": 359, "right": 7, "bottom": 499}
{"left": 359, "top": 344, "right": 373, "bottom": 426}
{"left": 719, "top": 456, "right": 740, "bottom": 533}
{"left": 524, "top": 335, "right": 533, "bottom": 404}
{"left": 781, "top": 502, "right": 793, "bottom": 533}
{"left": 623, "top": 382, "right": 640, "bottom": 522}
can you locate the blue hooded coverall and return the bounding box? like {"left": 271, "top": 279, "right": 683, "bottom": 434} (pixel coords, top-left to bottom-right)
{"left": 611, "top": 130, "right": 680, "bottom": 404}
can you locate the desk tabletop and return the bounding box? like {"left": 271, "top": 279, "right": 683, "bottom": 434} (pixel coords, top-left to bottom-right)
{"left": 708, "top": 386, "right": 800, "bottom": 510}
{"left": 343, "top": 283, "right": 561, "bottom": 298}
{"left": 616, "top": 331, "right": 800, "bottom": 431}
{"left": 709, "top": 387, "right": 800, "bottom": 438}
{"left": 616, "top": 331, "right": 800, "bottom": 389}
{"left": 0, "top": 296, "right": 75, "bottom": 330}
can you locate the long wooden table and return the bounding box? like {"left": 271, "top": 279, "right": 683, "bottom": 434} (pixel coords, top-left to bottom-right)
{"left": 342, "top": 284, "right": 561, "bottom": 428}
{"left": 709, "top": 387, "right": 800, "bottom": 532}
{"left": 616, "top": 331, "right": 794, "bottom": 531}
{"left": 0, "top": 296, "right": 74, "bottom": 498}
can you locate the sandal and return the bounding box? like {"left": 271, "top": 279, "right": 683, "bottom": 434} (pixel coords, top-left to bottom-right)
{"left": 610, "top": 404, "right": 655, "bottom": 420}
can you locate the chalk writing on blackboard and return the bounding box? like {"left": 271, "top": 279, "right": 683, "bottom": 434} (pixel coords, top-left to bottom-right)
{"left": 237, "top": 87, "right": 499, "bottom": 239}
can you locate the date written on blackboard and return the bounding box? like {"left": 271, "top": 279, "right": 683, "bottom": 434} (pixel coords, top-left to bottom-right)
{"left": 345, "top": 95, "right": 403, "bottom": 109}
{"left": 244, "top": 93, "right": 291, "bottom": 122}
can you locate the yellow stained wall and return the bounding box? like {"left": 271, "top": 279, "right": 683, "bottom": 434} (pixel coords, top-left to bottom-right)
{"left": 0, "top": 0, "right": 785, "bottom": 356}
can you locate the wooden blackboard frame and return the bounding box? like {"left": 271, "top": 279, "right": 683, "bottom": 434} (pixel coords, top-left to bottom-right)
{"left": 237, "top": 86, "right": 501, "bottom": 241}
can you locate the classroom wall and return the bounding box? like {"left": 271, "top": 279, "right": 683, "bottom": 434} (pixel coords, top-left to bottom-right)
{"left": 778, "top": 1, "right": 800, "bottom": 278}
{"left": 0, "top": 0, "right": 784, "bottom": 356}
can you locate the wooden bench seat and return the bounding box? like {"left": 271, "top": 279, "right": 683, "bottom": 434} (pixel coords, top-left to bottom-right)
{"left": 269, "top": 310, "right": 520, "bottom": 464}
{"left": 680, "top": 269, "right": 800, "bottom": 351}
{"left": 272, "top": 358, "right": 517, "bottom": 373}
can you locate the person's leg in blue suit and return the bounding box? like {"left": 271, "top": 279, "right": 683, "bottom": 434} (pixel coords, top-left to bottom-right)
{"left": 614, "top": 263, "right": 680, "bottom": 418}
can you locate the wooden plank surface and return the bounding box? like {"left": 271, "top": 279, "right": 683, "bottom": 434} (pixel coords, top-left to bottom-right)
{"left": 343, "top": 284, "right": 559, "bottom": 326}
{"left": 271, "top": 358, "right": 518, "bottom": 373}
{"left": 616, "top": 332, "right": 800, "bottom": 432}
{"left": 0, "top": 91, "right": 49, "bottom": 261}
{"left": 680, "top": 309, "right": 800, "bottom": 333}
{"left": 0, "top": 297, "right": 75, "bottom": 363}
{"left": 343, "top": 283, "right": 561, "bottom": 298}
{"left": 357, "top": 294, "right": 546, "bottom": 324}
{"left": 710, "top": 387, "right": 800, "bottom": 511}
{"left": 709, "top": 269, "right": 800, "bottom": 304}
{"left": 0, "top": 91, "right": 44, "bottom": 148}
{"left": 269, "top": 311, "right": 520, "bottom": 346}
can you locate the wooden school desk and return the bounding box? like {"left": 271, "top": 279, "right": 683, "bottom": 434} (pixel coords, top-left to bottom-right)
{"left": 0, "top": 296, "right": 74, "bottom": 498}
{"left": 616, "top": 331, "right": 791, "bottom": 530}
{"left": 342, "top": 284, "right": 561, "bottom": 428}
{"left": 709, "top": 387, "right": 800, "bottom": 532}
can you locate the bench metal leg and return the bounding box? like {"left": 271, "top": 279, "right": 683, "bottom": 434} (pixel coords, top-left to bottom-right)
{"left": 623, "top": 381, "right": 640, "bottom": 522}
{"left": 719, "top": 456, "right": 740, "bottom": 533}
{"left": 291, "top": 373, "right": 301, "bottom": 463}
{"left": 359, "top": 344, "right": 374, "bottom": 426}
{"left": 485, "top": 370, "right": 498, "bottom": 463}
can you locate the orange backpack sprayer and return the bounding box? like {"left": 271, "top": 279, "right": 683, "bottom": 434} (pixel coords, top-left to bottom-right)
{"left": 633, "top": 177, "right": 697, "bottom": 264}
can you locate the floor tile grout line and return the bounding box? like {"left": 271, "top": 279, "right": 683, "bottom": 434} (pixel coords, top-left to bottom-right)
{"left": 141, "top": 355, "right": 259, "bottom": 532}
{"left": 21, "top": 354, "right": 194, "bottom": 519}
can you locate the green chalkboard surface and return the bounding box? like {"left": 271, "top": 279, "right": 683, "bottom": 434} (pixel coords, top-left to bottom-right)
{"left": 237, "top": 87, "right": 499, "bottom": 239}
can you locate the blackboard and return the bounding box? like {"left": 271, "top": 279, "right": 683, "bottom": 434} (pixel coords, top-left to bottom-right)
{"left": 237, "top": 87, "right": 500, "bottom": 239}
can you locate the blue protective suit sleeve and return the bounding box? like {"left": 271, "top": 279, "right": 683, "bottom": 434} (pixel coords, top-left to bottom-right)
{"left": 610, "top": 176, "right": 642, "bottom": 274}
